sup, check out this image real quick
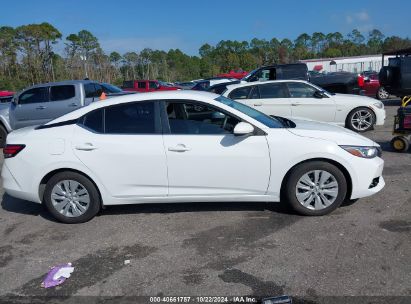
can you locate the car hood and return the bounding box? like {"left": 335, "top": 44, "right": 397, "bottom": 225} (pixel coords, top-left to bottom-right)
{"left": 331, "top": 93, "right": 377, "bottom": 104}
{"left": 280, "top": 117, "right": 377, "bottom": 146}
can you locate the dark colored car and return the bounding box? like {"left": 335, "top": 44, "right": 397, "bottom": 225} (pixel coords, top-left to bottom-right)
{"left": 242, "top": 63, "right": 309, "bottom": 82}
{"left": 100, "top": 83, "right": 134, "bottom": 96}
{"left": 309, "top": 71, "right": 364, "bottom": 95}
{"left": 206, "top": 81, "right": 241, "bottom": 95}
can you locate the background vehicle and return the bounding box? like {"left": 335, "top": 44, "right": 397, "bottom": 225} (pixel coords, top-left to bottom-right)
{"left": 122, "top": 80, "right": 179, "bottom": 92}
{"left": 379, "top": 47, "right": 411, "bottom": 97}
{"left": 100, "top": 83, "right": 134, "bottom": 96}
{"left": 2, "top": 91, "right": 384, "bottom": 223}
{"left": 206, "top": 80, "right": 241, "bottom": 94}
{"left": 191, "top": 78, "right": 237, "bottom": 91}
{"left": 216, "top": 69, "right": 248, "bottom": 79}
{"left": 309, "top": 71, "right": 364, "bottom": 95}
{"left": 223, "top": 80, "right": 385, "bottom": 132}
{"left": 0, "top": 91, "right": 14, "bottom": 103}
{"left": 359, "top": 71, "right": 389, "bottom": 100}
{"left": 243, "top": 63, "right": 309, "bottom": 82}
{"left": 0, "top": 80, "right": 124, "bottom": 147}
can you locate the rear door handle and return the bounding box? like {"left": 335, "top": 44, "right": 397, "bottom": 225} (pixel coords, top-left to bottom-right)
{"left": 253, "top": 101, "right": 262, "bottom": 106}
{"left": 291, "top": 103, "right": 300, "bottom": 106}
{"left": 69, "top": 103, "right": 79, "bottom": 107}
{"left": 75, "top": 143, "right": 97, "bottom": 151}
{"left": 168, "top": 144, "right": 191, "bottom": 152}
{"left": 36, "top": 106, "right": 46, "bottom": 110}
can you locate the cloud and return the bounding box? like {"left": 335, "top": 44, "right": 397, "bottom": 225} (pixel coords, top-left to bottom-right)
{"left": 356, "top": 11, "right": 369, "bottom": 21}
{"left": 344, "top": 10, "right": 373, "bottom": 32}
{"left": 100, "top": 36, "right": 196, "bottom": 55}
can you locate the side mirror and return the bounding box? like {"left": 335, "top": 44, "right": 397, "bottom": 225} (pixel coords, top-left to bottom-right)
{"left": 233, "top": 122, "right": 254, "bottom": 136}
{"left": 313, "top": 91, "right": 324, "bottom": 98}
{"left": 12, "top": 97, "right": 17, "bottom": 105}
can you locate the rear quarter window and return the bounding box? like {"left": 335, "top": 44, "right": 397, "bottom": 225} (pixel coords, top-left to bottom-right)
{"left": 82, "top": 109, "right": 103, "bottom": 133}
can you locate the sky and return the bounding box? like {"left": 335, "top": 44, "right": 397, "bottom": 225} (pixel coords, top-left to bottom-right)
{"left": 1, "top": 0, "right": 409, "bottom": 55}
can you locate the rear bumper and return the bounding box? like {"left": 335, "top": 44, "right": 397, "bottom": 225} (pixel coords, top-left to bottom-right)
{"left": 1, "top": 163, "right": 40, "bottom": 203}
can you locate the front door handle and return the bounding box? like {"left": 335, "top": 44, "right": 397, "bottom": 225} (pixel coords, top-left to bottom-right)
{"left": 69, "top": 103, "right": 79, "bottom": 107}
{"left": 253, "top": 101, "right": 262, "bottom": 106}
{"left": 75, "top": 143, "right": 97, "bottom": 151}
{"left": 291, "top": 103, "right": 300, "bottom": 106}
{"left": 168, "top": 144, "right": 191, "bottom": 152}
{"left": 36, "top": 106, "right": 46, "bottom": 110}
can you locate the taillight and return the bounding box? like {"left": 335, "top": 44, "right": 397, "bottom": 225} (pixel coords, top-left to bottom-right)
{"left": 3, "top": 144, "right": 26, "bottom": 158}
{"left": 358, "top": 75, "right": 365, "bottom": 87}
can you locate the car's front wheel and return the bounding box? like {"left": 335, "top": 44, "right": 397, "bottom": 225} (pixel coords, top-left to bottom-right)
{"left": 284, "top": 161, "right": 347, "bottom": 216}
{"left": 44, "top": 171, "right": 101, "bottom": 223}
{"left": 346, "top": 107, "right": 375, "bottom": 132}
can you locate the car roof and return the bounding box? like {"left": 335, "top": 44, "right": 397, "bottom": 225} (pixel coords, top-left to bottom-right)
{"left": 225, "top": 79, "right": 309, "bottom": 91}
{"left": 28, "top": 80, "right": 98, "bottom": 89}
{"left": 46, "top": 90, "right": 221, "bottom": 125}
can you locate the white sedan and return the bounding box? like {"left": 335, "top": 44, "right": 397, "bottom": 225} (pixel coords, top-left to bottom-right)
{"left": 223, "top": 80, "right": 386, "bottom": 132}
{"left": 2, "top": 91, "right": 384, "bottom": 223}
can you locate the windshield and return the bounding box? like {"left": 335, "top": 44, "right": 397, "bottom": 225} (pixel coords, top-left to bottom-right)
{"left": 101, "top": 83, "right": 123, "bottom": 93}
{"left": 215, "top": 96, "right": 284, "bottom": 128}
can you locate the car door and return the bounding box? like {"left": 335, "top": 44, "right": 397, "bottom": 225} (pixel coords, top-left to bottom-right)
{"left": 249, "top": 83, "right": 292, "bottom": 117}
{"left": 44, "top": 84, "right": 81, "bottom": 118}
{"left": 162, "top": 100, "right": 270, "bottom": 197}
{"left": 286, "top": 82, "right": 336, "bottom": 123}
{"left": 10, "top": 86, "right": 50, "bottom": 129}
{"left": 72, "top": 101, "right": 168, "bottom": 199}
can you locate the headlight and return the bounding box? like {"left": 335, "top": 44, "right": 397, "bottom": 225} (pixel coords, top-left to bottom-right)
{"left": 373, "top": 102, "right": 384, "bottom": 109}
{"left": 340, "top": 145, "right": 381, "bottom": 158}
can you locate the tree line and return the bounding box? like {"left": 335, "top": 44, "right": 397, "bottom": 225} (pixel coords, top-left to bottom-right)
{"left": 1, "top": 22, "right": 411, "bottom": 91}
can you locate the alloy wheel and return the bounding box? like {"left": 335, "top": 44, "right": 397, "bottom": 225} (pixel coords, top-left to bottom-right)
{"left": 351, "top": 110, "right": 373, "bottom": 131}
{"left": 295, "top": 170, "right": 339, "bottom": 210}
{"left": 378, "top": 87, "right": 389, "bottom": 99}
{"left": 51, "top": 180, "right": 90, "bottom": 217}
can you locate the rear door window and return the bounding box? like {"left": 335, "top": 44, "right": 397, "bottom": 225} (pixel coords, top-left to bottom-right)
{"left": 50, "top": 85, "right": 75, "bottom": 101}
{"left": 19, "top": 87, "right": 49, "bottom": 104}
{"left": 105, "top": 102, "right": 158, "bottom": 134}
{"left": 138, "top": 82, "right": 146, "bottom": 89}
{"left": 228, "top": 86, "right": 252, "bottom": 99}
{"left": 258, "top": 83, "right": 288, "bottom": 98}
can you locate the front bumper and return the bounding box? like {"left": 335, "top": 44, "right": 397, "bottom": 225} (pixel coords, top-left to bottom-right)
{"left": 350, "top": 156, "right": 385, "bottom": 199}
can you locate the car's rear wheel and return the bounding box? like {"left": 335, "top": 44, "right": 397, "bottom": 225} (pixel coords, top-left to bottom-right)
{"left": 346, "top": 107, "right": 375, "bottom": 132}
{"left": 44, "top": 171, "right": 101, "bottom": 223}
{"left": 284, "top": 161, "right": 347, "bottom": 216}
{"left": 0, "top": 125, "right": 7, "bottom": 148}
{"left": 377, "top": 87, "right": 389, "bottom": 100}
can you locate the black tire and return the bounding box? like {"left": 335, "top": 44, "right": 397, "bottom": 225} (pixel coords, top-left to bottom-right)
{"left": 284, "top": 161, "right": 347, "bottom": 216}
{"left": 379, "top": 66, "right": 395, "bottom": 86}
{"left": 390, "top": 136, "right": 409, "bottom": 152}
{"left": 0, "top": 125, "right": 8, "bottom": 148}
{"left": 346, "top": 107, "right": 375, "bottom": 132}
{"left": 377, "top": 87, "right": 389, "bottom": 100}
{"left": 44, "top": 171, "right": 101, "bottom": 223}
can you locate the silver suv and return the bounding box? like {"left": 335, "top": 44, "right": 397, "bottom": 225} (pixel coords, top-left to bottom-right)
{"left": 0, "top": 80, "right": 132, "bottom": 147}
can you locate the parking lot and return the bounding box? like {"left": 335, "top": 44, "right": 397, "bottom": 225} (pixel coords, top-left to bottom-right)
{"left": 0, "top": 101, "right": 410, "bottom": 302}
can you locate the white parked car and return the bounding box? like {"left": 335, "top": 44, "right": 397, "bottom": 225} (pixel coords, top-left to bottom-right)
{"left": 2, "top": 91, "right": 384, "bottom": 223}
{"left": 222, "top": 80, "right": 386, "bottom": 132}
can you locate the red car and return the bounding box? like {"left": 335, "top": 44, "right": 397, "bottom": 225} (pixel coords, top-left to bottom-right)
{"left": 358, "top": 72, "right": 389, "bottom": 100}
{"left": 0, "top": 90, "right": 15, "bottom": 103}
{"left": 122, "top": 80, "right": 179, "bottom": 92}
{"left": 216, "top": 70, "right": 248, "bottom": 80}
